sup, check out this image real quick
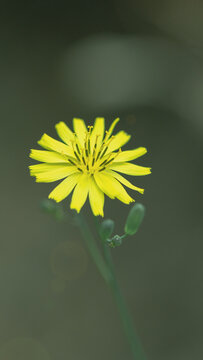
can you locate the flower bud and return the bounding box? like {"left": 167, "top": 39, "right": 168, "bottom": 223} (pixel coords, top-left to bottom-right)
{"left": 40, "top": 199, "right": 64, "bottom": 221}
{"left": 99, "top": 219, "right": 114, "bottom": 240}
{"left": 124, "top": 203, "right": 145, "bottom": 236}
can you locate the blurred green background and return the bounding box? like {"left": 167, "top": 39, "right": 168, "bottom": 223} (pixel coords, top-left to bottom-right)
{"left": 1, "top": 0, "right": 203, "bottom": 359}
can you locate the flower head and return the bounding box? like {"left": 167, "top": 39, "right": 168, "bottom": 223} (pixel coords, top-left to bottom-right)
{"left": 29, "top": 117, "right": 151, "bottom": 216}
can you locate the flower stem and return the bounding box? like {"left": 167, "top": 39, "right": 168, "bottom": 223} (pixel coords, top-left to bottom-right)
{"left": 76, "top": 213, "right": 147, "bottom": 360}
{"left": 101, "top": 241, "right": 147, "bottom": 360}
{"left": 75, "top": 213, "right": 112, "bottom": 283}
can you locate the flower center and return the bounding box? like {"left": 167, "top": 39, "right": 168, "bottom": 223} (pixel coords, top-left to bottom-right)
{"left": 68, "top": 127, "right": 120, "bottom": 174}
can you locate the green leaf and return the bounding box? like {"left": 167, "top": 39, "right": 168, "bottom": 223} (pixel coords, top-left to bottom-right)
{"left": 124, "top": 203, "right": 145, "bottom": 236}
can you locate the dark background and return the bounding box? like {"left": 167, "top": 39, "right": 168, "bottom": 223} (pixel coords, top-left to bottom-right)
{"left": 0, "top": 0, "right": 203, "bottom": 359}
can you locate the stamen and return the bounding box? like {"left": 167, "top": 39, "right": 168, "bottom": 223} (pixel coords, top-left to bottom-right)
{"left": 99, "top": 157, "right": 109, "bottom": 167}
{"left": 99, "top": 146, "right": 108, "bottom": 159}
{"left": 104, "top": 129, "right": 110, "bottom": 142}
{"left": 73, "top": 151, "right": 80, "bottom": 162}
{"left": 105, "top": 135, "right": 115, "bottom": 147}
{"left": 99, "top": 151, "right": 112, "bottom": 166}
{"left": 76, "top": 143, "right": 81, "bottom": 155}
{"left": 68, "top": 159, "right": 77, "bottom": 166}
{"left": 113, "top": 148, "right": 122, "bottom": 161}
{"left": 88, "top": 138, "right": 91, "bottom": 154}
{"left": 103, "top": 158, "right": 114, "bottom": 166}
{"left": 87, "top": 125, "right": 93, "bottom": 134}
{"left": 98, "top": 149, "right": 120, "bottom": 170}
{"left": 92, "top": 135, "right": 99, "bottom": 158}
{"left": 99, "top": 166, "right": 106, "bottom": 172}
{"left": 95, "top": 150, "right": 102, "bottom": 161}
{"left": 82, "top": 155, "right": 86, "bottom": 165}
{"left": 96, "top": 135, "right": 115, "bottom": 161}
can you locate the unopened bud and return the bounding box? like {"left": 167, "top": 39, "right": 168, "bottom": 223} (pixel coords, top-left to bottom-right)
{"left": 99, "top": 219, "right": 114, "bottom": 241}
{"left": 124, "top": 203, "right": 145, "bottom": 236}
{"left": 40, "top": 199, "right": 64, "bottom": 221}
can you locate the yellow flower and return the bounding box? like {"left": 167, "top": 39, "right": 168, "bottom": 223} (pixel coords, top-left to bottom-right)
{"left": 29, "top": 117, "right": 151, "bottom": 217}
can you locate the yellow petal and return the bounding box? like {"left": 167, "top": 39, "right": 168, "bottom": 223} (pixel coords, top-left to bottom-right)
{"left": 94, "top": 172, "right": 115, "bottom": 199}
{"left": 29, "top": 164, "right": 78, "bottom": 182}
{"left": 105, "top": 169, "right": 144, "bottom": 194}
{"left": 29, "top": 149, "right": 68, "bottom": 163}
{"left": 73, "top": 118, "right": 87, "bottom": 147}
{"left": 104, "top": 117, "right": 120, "bottom": 141}
{"left": 30, "top": 163, "right": 60, "bottom": 173}
{"left": 113, "top": 147, "right": 147, "bottom": 162}
{"left": 109, "top": 162, "right": 151, "bottom": 176}
{"left": 70, "top": 174, "right": 89, "bottom": 213}
{"left": 107, "top": 131, "right": 131, "bottom": 153}
{"left": 55, "top": 122, "right": 75, "bottom": 144}
{"left": 48, "top": 173, "right": 81, "bottom": 202}
{"left": 38, "top": 133, "right": 73, "bottom": 156}
{"left": 94, "top": 171, "right": 134, "bottom": 204}
{"left": 88, "top": 176, "right": 104, "bottom": 217}
{"left": 90, "top": 117, "right": 105, "bottom": 149}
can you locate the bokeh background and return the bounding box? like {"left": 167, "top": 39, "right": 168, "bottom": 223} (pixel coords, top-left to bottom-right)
{"left": 1, "top": 0, "right": 203, "bottom": 359}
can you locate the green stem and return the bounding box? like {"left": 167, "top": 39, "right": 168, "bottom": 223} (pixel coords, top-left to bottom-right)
{"left": 101, "top": 241, "right": 147, "bottom": 360}
{"left": 75, "top": 213, "right": 112, "bottom": 283}
{"left": 120, "top": 233, "right": 127, "bottom": 240}
{"left": 76, "top": 213, "right": 147, "bottom": 360}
